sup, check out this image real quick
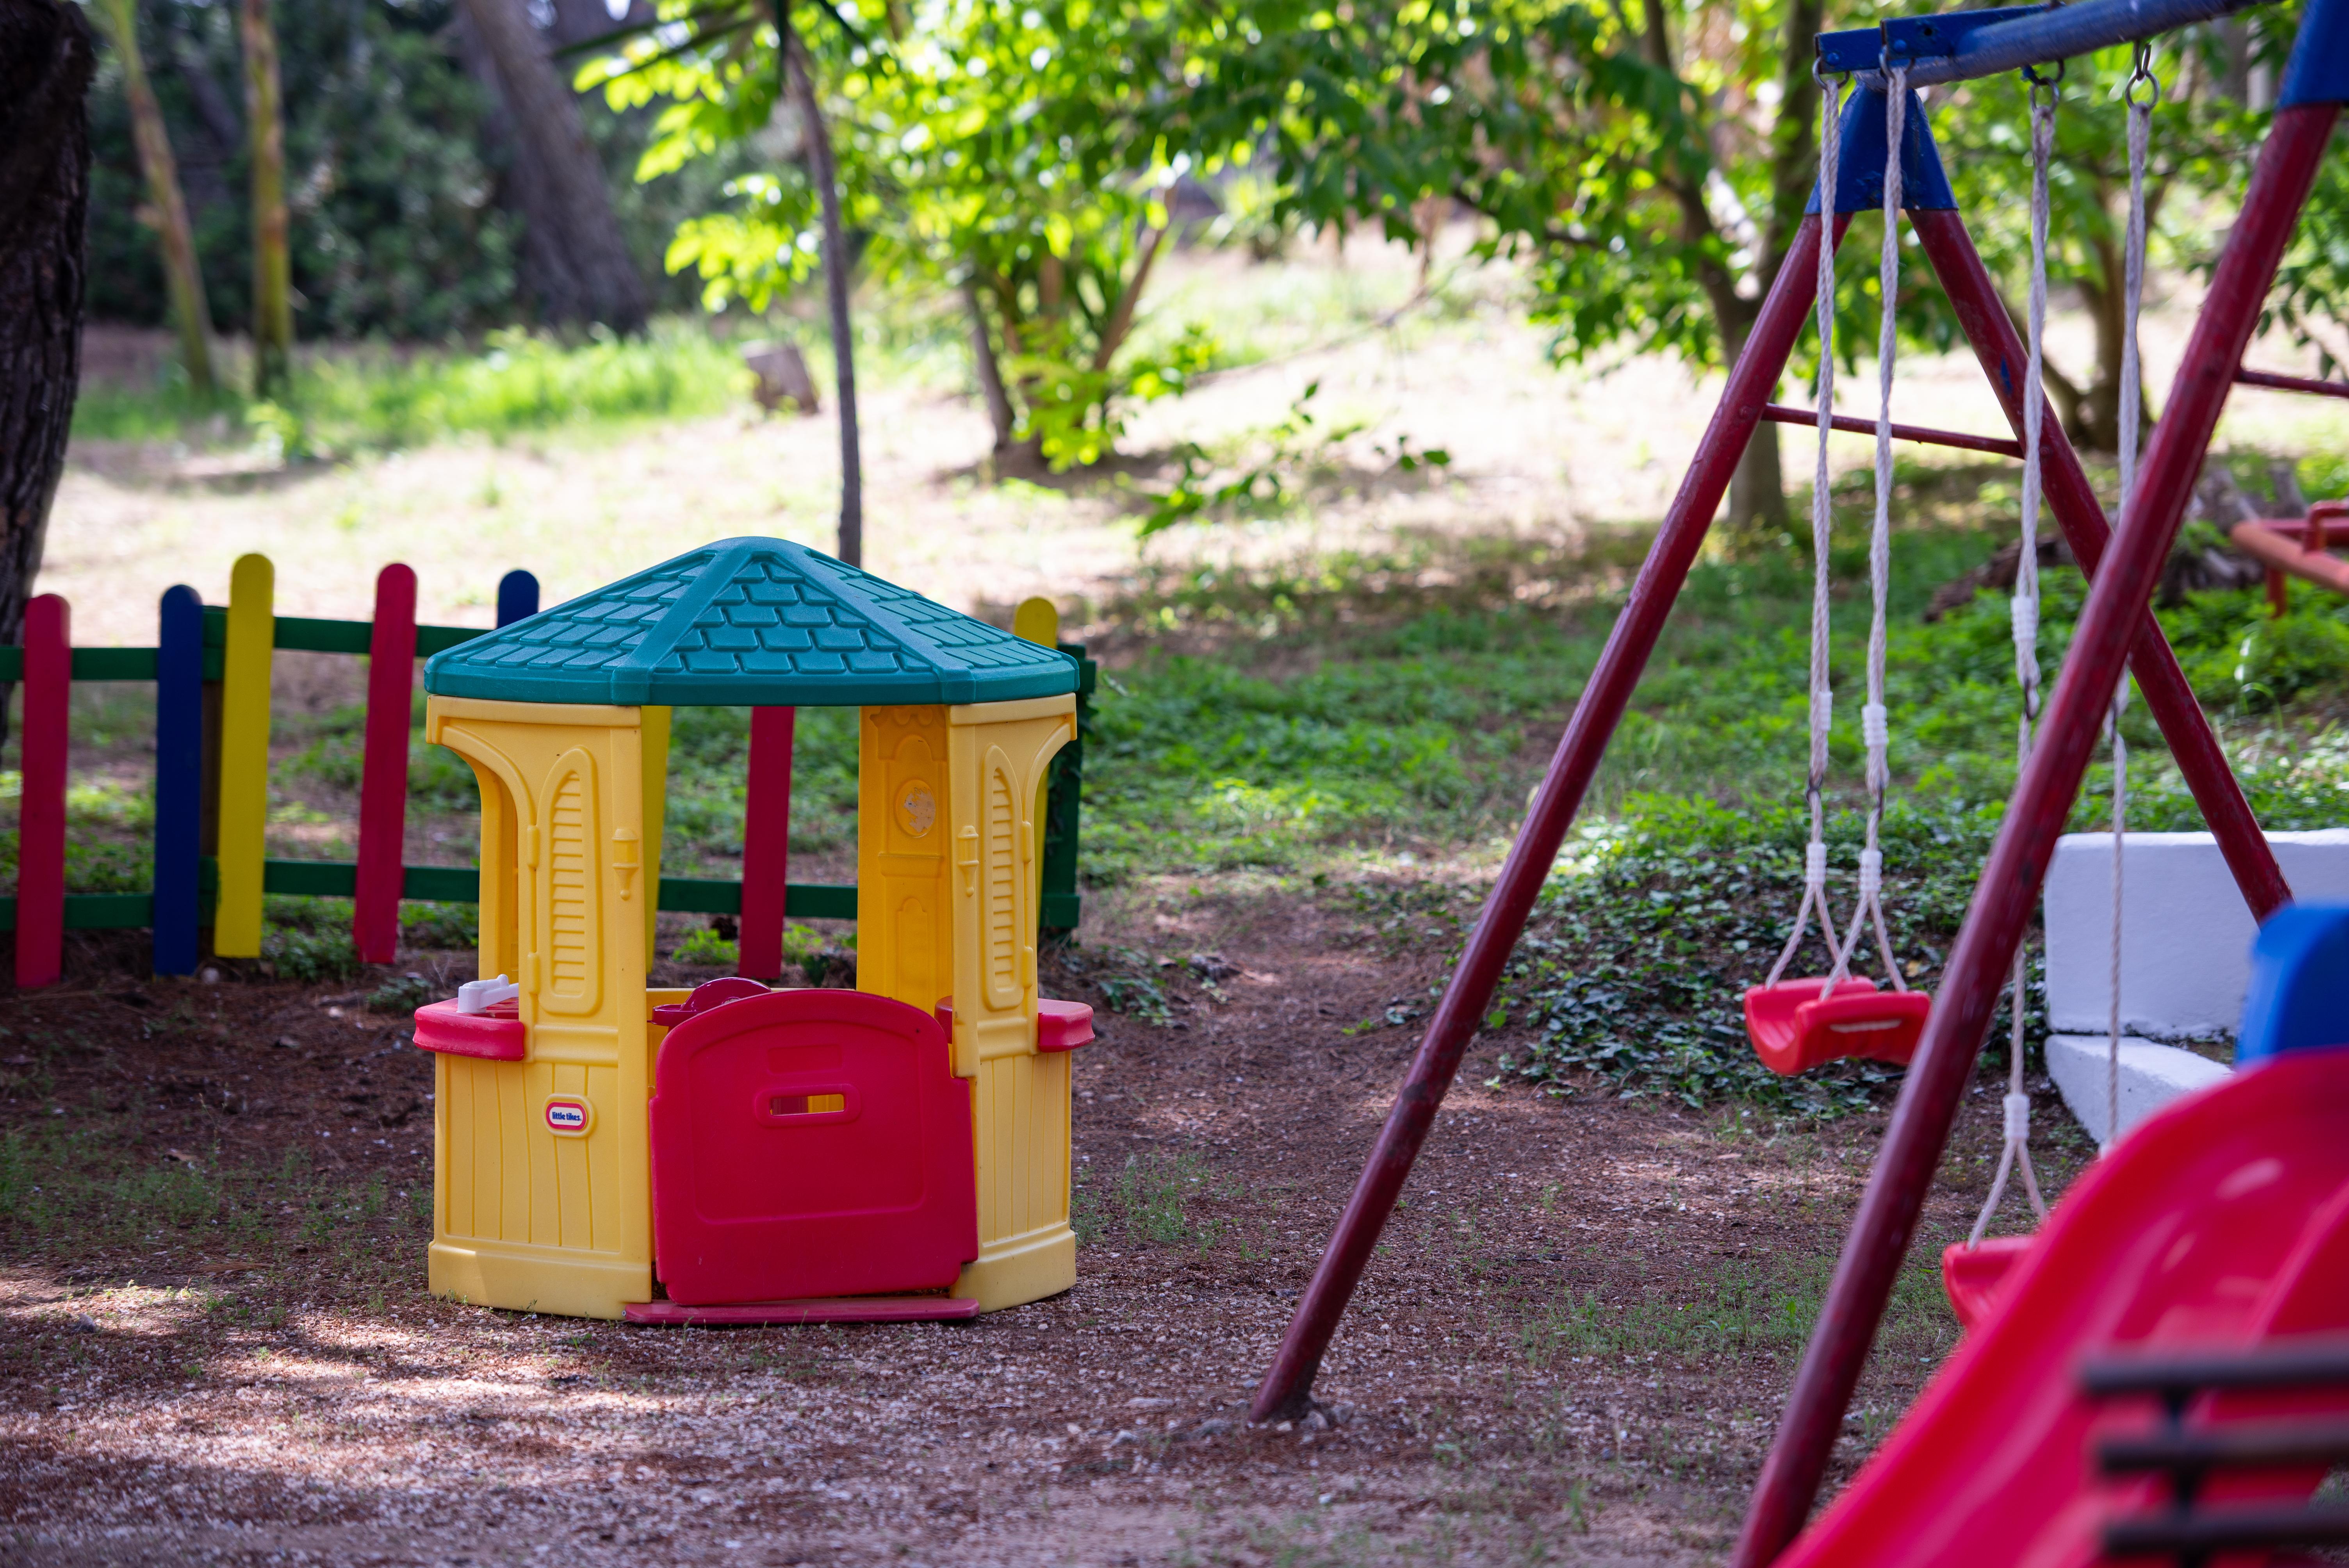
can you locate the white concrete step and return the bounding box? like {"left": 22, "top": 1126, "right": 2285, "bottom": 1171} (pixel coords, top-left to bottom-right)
{"left": 2043, "top": 829, "right": 2349, "bottom": 1040}
{"left": 2045, "top": 1033, "right": 2233, "bottom": 1145}
{"left": 2041, "top": 831, "right": 2349, "bottom": 1140}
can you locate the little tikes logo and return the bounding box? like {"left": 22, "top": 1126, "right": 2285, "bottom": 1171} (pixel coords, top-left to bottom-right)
{"left": 544, "top": 1096, "right": 592, "bottom": 1136}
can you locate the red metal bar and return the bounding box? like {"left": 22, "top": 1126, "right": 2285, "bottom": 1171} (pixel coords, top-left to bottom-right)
{"left": 1731, "top": 102, "right": 2339, "bottom": 1568}
{"left": 15, "top": 595, "right": 68, "bottom": 989}
{"left": 2236, "top": 366, "right": 2349, "bottom": 401}
{"left": 737, "top": 705, "right": 795, "bottom": 981}
{"left": 2233, "top": 517, "right": 2349, "bottom": 600}
{"left": 1759, "top": 402, "right": 2023, "bottom": 458}
{"left": 354, "top": 564, "right": 418, "bottom": 965}
{"left": 1247, "top": 212, "right": 1850, "bottom": 1425}
{"left": 1914, "top": 210, "right": 2292, "bottom": 923}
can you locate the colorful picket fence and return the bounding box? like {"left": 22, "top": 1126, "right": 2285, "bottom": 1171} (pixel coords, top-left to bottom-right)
{"left": 1, "top": 556, "right": 1091, "bottom": 989}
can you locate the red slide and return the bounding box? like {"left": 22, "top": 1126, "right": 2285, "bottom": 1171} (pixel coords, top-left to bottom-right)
{"left": 1775, "top": 1046, "right": 2349, "bottom": 1567}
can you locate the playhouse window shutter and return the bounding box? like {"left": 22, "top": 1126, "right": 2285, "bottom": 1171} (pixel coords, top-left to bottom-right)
{"left": 538, "top": 748, "right": 603, "bottom": 1016}
{"left": 982, "top": 747, "right": 1021, "bottom": 1009}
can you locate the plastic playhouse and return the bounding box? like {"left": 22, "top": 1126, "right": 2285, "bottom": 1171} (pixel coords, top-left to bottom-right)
{"left": 407, "top": 538, "right": 1094, "bottom": 1322}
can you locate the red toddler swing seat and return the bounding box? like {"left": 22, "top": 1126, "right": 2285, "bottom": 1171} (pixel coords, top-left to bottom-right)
{"left": 1744, "top": 977, "right": 1931, "bottom": 1076}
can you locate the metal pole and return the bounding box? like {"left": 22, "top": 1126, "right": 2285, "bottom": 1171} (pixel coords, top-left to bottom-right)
{"left": 1912, "top": 209, "right": 2292, "bottom": 921}
{"left": 1758, "top": 403, "right": 2023, "bottom": 458}
{"left": 1868, "top": 0, "right": 2270, "bottom": 89}
{"left": 2237, "top": 367, "right": 2349, "bottom": 401}
{"left": 1247, "top": 210, "right": 1850, "bottom": 1425}
{"left": 1729, "top": 102, "right": 2338, "bottom": 1568}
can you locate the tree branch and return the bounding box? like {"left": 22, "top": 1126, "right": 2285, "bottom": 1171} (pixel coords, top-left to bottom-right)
{"left": 1090, "top": 222, "right": 1166, "bottom": 372}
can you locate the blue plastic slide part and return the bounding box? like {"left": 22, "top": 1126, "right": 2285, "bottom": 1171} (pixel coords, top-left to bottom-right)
{"left": 2237, "top": 903, "right": 2349, "bottom": 1066}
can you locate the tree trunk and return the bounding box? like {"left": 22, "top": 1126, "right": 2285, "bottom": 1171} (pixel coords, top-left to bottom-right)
{"left": 236, "top": 0, "right": 291, "bottom": 397}
{"left": 2067, "top": 198, "right": 2164, "bottom": 457}
{"left": 0, "top": 0, "right": 93, "bottom": 747}
{"left": 963, "top": 280, "right": 1016, "bottom": 451}
{"left": 1640, "top": 0, "right": 1791, "bottom": 536}
{"left": 1722, "top": 0, "right": 1820, "bottom": 540}
{"left": 1717, "top": 300, "right": 1788, "bottom": 536}
{"left": 157, "top": 1, "right": 241, "bottom": 214}
{"left": 454, "top": 0, "right": 648, "bottom": 332}
{"left": 98, "top": 0, "right": 214, "bottom": 395}
{"left": 1091, "top": 223, "right": 1165, "bottom": 373}
{"left": 781, "top": 12, "right": 861, "bottom": 567}
{"left": 2067, "top": 221, "right": 2130, "bottom": 454}
{"left": 1729, "top": 392, "right": 1789, "bottom": 535}
{"left": 1760, "top": 0, "right": 1824, "bottom": 275}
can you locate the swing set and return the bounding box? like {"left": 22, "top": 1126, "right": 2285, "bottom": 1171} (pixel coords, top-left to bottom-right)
{"left": 1249, "top": 0, "right": 2349, "bottom": 1559}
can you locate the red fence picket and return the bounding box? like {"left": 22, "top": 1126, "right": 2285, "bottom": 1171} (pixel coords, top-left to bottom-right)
{"left": 737, "top": 706, "right": 795, "bottom": 980}
{"left": 354, "top": 565, "right": 419, "bottom": 964}
{"left": 16, "top": 596, "right": 70, "bottom": 988}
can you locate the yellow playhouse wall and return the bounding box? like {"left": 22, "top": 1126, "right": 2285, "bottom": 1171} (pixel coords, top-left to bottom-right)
{"left": 858, "top": 706, "right": 955, "bottom": 1017}
{"left": 859, "top": 697, "right": 1076, "bottom": 1311}
{"left": 422, "top": 696, "right": 652, "bottom": 1319}
{"left": 950, "top": 696, "right": 1076, "bottom": 1310}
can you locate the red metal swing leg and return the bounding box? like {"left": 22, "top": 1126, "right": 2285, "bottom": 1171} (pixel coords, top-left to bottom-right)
{"left": 1729, "top": 102, "right": 2340, "bottom": 1568}
{"left": 1244, "top": 213, "right": 1852, "bottom": 1426}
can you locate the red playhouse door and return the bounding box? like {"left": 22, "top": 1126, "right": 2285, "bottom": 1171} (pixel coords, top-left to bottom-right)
{"left": 649, "top": 987, "right": 977, "bottom": 1306}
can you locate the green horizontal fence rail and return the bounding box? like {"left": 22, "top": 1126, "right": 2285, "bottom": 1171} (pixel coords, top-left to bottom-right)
{"left": 0, "top": 612, "right": 491, "bottom": 684}
{"left": 0, "top": 864, "right": 862, "bottom": 933}
{"left": 2, "top": 586, "right": 1091, "bottom": 955}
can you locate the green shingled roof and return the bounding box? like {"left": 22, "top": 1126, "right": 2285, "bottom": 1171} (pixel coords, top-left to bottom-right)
{"left": 421, "top": 538, "right": 1077, "bottom": 707}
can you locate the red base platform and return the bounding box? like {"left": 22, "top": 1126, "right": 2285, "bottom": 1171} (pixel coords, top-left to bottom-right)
{"left": 624, "top": 1295, "right": 981, "bottom": 1327}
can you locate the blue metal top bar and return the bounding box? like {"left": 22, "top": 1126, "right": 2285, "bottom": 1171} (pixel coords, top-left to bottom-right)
{"left": 1882, "top": 4, "right": 2053, "bottom": 68}
{"left": 1832, "top": 0, "right": 2272, "bottom": 88}
{"left": 1817, "top": 5, "right": 2050, "bottom": 75}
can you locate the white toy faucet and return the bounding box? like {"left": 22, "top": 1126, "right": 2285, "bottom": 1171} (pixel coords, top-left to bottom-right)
{"left": 456, "top": 974, "right": 520, "bottom": 1014}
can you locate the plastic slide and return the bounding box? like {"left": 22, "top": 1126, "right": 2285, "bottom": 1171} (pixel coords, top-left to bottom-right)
{"left": 1773, "top": 911, "right": 2349, "bottom": 1567}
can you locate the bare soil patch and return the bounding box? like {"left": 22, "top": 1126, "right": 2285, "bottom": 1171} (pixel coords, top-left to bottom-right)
{"left": 0, "top": 881, "right": 2091, "bottom": 1566}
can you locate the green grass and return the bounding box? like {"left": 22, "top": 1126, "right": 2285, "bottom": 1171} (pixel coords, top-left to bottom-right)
{"left": 1051, "top": 509, "right": 2349, "bottom": 888}
{"left": 71, "top": 281, "right": 1000, "bottom": 457}
{"left": 1073, "top": 1149, "right": 1227, "bottom": 1250}
{"left": 73, "top": 319, "right": 750, "bottom": 455}
{"left": 1026, "top": 459, "right": 2349, "bottom": 1113}
{"left": 1518, "top": 1250, "right": 1956, "bottom": 1371}
{"left": 0, "top": 1110, "right": 428, "bottom": 1311}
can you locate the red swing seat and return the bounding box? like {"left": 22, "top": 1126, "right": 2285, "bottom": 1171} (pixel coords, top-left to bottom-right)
{"left": 1744, "top": 977, "right": 1932, "bottom": 1076}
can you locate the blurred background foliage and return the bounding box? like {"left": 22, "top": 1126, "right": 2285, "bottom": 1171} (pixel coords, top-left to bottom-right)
{"left": 69, "top": 0, "right": 2347, "bottom": 518}
{"left": 82, "top": 0, "right": 750, "bottom": 342}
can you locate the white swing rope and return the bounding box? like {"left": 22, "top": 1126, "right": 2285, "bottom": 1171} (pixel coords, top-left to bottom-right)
{"left": 1827, "top": 68, "right": 1911, "bottom": 994}
{"left": 2105, "top": 47, "right": 2159, "bottom": 1153}
{"left": 1767, "top": 70, "right": 1851, "bottom": 991}
{"left": 1971, "top": 70, "right": 2061, "bottom": 1246}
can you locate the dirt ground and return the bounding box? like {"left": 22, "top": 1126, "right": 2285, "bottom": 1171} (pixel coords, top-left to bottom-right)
{"left": 0, "top": 882, "right": 2090, "bottom": 1566}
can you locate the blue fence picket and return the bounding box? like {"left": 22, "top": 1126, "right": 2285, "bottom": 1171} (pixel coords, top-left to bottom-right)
{"left": 496, "top": 570, "right": 540, "bottom": 628}
{"left": 152, "top": 586, "right": 205, "bottom": 975}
